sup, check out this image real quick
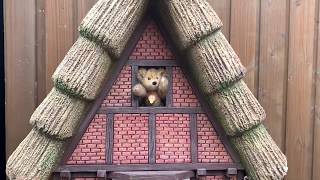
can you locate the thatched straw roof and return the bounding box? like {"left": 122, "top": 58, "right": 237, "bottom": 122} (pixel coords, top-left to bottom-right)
{"left": 6, "top": 0, "right": 288, "bottom": 179}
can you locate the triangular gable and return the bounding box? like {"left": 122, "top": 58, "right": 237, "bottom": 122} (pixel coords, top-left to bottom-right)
{"left": 65, "top": 21, "right": 235, "bottom": 168}
{"left": 6, "top": 1, "right": 287, "bottom": 179}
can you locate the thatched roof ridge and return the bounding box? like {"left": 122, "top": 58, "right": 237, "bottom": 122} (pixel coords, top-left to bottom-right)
{"left": 6, "top": 0, "right": 149, "bottom": 179}
{"left": 156, "top": 0, "right": 287, "bottom": 179}
{"left": 6, "top": 0, "right": 287, "bottom": 179}
{"left": 156, "top": 0, "right": 223, "bottom": 50}
{"left": 79, "top": 0, "right": 149, "bottom": 58}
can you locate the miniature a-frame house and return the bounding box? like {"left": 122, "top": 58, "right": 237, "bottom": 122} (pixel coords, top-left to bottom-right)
{"left": 6, "top": 1, "right": 288, "bottom": 180}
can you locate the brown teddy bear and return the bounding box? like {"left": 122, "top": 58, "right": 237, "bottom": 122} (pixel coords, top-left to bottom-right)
{"left": 132, "top": 68, "right": 169, "bottom": 106}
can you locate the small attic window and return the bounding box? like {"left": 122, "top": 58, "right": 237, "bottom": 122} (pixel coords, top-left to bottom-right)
{"left": 132, "top": 66, "right": 168, "bottom": 107}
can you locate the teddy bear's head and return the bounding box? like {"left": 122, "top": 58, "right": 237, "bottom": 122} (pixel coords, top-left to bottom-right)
{"left": 137, "top": 68, "right": 166, "bottom": 91}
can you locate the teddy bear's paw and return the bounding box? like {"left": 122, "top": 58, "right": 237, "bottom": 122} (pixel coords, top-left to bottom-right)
{"left": 132, "top": 84, "right": 147, "bottom": 97}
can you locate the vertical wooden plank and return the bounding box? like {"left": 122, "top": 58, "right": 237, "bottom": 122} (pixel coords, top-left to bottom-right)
{"left": 258, "top": 0, "right": 289, "bottom": 150}
{"left": 230, "top": 0, "right": 260, "bottom": 96}
{"left": 5, "top": 0, "right": 36, "bottom": 157}
{"left": 313, "top": 1, "right": 320, "bottom": 179}
{"left": 166, "top": 66, "right": 173, "bottom": 107}
{"left": 286, "top": 0, "right": 317, "bottom": 179}
{"left": 45, "top": 0, "right": 76, "bottom": 93}
{"left": 106, "top": 114, "right": 114, "bottom": 165}
{"left": 190, "top": 114, "right": 198, "bottom": 163}
{"left": 35, "top": 0, "right": 47, "bottom": 104}
{"left": 207, "top": 0, "right": 231, "bottom": 40}
{"left": 77, "top": 0, "right": 97, "bottom": 25}
{"left": 149, "top": 113, "right": 156, "bottom": 164}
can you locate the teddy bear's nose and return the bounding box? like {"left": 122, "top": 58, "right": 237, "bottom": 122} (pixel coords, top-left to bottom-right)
{"left": 152, "top": 81, "right": 157, "bottom": 85}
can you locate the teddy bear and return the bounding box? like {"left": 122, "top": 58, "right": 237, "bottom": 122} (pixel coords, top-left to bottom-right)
{"left": 132, "top": 68, "right": 169, "bottom": 106}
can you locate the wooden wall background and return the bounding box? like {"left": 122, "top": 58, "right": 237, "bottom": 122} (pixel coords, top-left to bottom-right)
{"left": 4, "top": 0, "right": 320, "bottom": 179}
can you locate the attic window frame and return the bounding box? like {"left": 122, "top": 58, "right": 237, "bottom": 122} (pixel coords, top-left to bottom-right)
{"left": 129, "top": 60, "right": 174, "bottom": 108}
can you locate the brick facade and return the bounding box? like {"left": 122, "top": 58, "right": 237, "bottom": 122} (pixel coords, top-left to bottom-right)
{"left": 113, "top": 114, "right": 149, "bottom": 164}
{"left": 67, "top": 114, "right": 106, "bottom": 165}
{"left": 129, "top": 21, "right": 174, "bottom": 60}
{"left": 197, "top": 114, "right": 233, "bottom": 163}
{"left": 67, "top": 20, "right": 236, "bottom": 179}
{"left": 102, "top": 65, "right": 132, "bottom": 107}
{"left": 173, "top": 67, "right": 200, "bottom": 107}
{"left": 156, "top": 114, "right": 191, "bottom": 164}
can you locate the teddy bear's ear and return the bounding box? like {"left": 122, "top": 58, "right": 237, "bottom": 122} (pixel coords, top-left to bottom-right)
{"left": 137, "top": 68, "right": 147, "bottom": 81}
{"left": 159, "top": 68, "right": 168, "bottom": 77}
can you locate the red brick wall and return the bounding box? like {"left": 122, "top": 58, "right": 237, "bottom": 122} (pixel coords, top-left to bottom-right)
{"left": 129, "top": 21, "right": 175, "bottom": 60}
{"left": 102, "top": 65, "right": 132, "bottom": 107}
{"left": 173, "top": 67, "right": 200, "bottom": 107}
{"left": 67, "top": 114, "right": 106, "bottom": 165}
{"left": 156, "top": 114, "right": 191, "bottom": 163}
{"left": 197, "top": 114, "right": 233, "bottom": 163}
{"left": 113, "top": 114, "right": 149, "bottom": 164}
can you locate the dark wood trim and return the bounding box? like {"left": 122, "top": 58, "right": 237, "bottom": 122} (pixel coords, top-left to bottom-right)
{"left": 55, "top": 163, "right": 244, "bottom": 172}
{"left": 106, "top": 114, "right": 114, "bottom": 164}
{"left": 98, "top": 107, "right": 203, "bottom": 114}
{"left": 60, "top": 171, "right": 71, "bottom": 180}
{"left": 108, "top": 171, "right": 194, "bottom": 180}
{"left": 166, "top": 66, "right": 173, "bottom": 107}
{"left": 190, "top": 114, "right": 198, "bottom": 163}
{"left": 152, "top": 13, "right": 241, "bottom": 163}
{"left": 58, "top": 15, "right": 151, "bottom": 166}
{"left": 128, "top": 60, "right": 177, "bottom": 66}
{"left": 131, "top": 65, "right": 139, "bottom": 108}
{"left": 148, "top": 113, "right": 156, "bottom": 164}
{"left": 237, "top": 170, "right": 246, "bottom": 180}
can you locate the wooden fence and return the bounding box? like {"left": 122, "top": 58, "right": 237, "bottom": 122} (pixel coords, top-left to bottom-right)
{"left": 5, "top": 0, "right": 320, "bottom": 179}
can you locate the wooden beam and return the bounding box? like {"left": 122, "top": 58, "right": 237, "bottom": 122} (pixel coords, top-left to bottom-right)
{"left": 127, "top": 60, "right": 177, "bottom": 66}
{"left": 106, "top": 114, "right": 114, "bottom": 164}
{"left": 190, "top": 114, "right": 198, "bottom": 163}
{"left": 98, "top": 107, "right": 203, "bottom": 114}
{"left": 148, "top": 113, "right": 156, "bottom": 164}
{"left": 108, "top": 171, "right": 194, "bottom": 180}
{"left": 131, "top": 65, "right": 139, "bottom": 108}
{"left": 166, "top": 66, "right": 173, "bottom": 107}
{"left": 60, "top": 171, "right": 71, "bottom": 180}
{"left": 56, "top": 163, "right": 244, "bottom": 172}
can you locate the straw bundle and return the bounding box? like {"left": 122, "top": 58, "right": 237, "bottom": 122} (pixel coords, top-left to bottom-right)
{"left": 208, "top": 80, "right": 265, "bottom": 136}
{"left": 53, "top": 36, "right": 112, "bottom": 100}
{"left": 231, "top": 125, "right": 288, "bottom": 179}
{"left": 6, "top": 129, "right": 64, "bottom": 180}
{"left": 188, "top": 32, "right": 246, "bottom": 94}
{"left": 30, "top": 88, "right": 88, "bottom": 139}
{"left": 157, "top": 0, "right": 222, "bottom": 50}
